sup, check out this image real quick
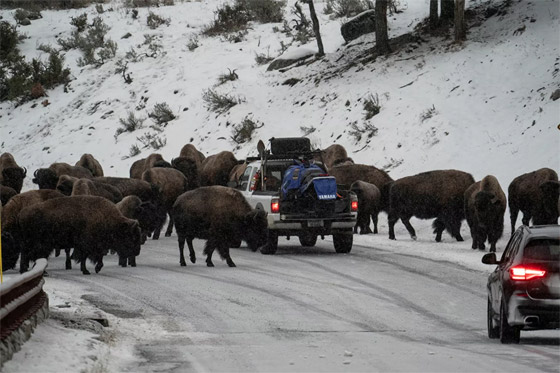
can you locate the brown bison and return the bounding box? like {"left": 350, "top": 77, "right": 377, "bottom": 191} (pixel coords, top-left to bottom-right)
{"left": 172, "top": 186, "right": 268, "bottom": 267}
{"left": 351, "top": 180, "right": 381, "bottom": 234}
{"left": 317, "top": 144, "right": 353, "bottom": 171}
{"left": 94, "top": 176, "right": 159, "bottom": 202}
{"left": 56, "top": 174, "right": 78, "bottom": 195}
{"left": 18, "top": 196, "right": 142, "bottom": 274}
{"left": 130, "top": 153, "right": 171, "bottom": 179}
{"left": 508, "top": 168, "right": 559, "bottom": 232}
{"left": 116, "top": 195, "right": 160, "bottom": 244}
{"left": 464, "top": 175, "right": 506, "bottom": 252}
{"left": 1, "top": 185, "right": 17, "bottom": 206}
{"left": 33, "top": 163, "right": 93, "bottom": 189}
{"left": 75, "top": 153, "right": 104, "bottom": 177}
{"left": 142, "top": 167, "right": 190, "bottom": 239}
{"left": 71, "top": 178, "right": 124, "bottom": 203}
{"left": 200, "top": 151, "right": 238, "bottom": 186}
{"left": 0, "top": 153, "right": 27, "bottom": 193}
{"left": 328, "top": 164, "right": 393, "bottom": 211}
{"left": 1, "top": 189, "right": 65, "bottom": 270}
{"left": 170, "top": 144, "right": 205, "bottom": 188}
{"left": 388, "top": 170, "right": 475, "bottom": 241}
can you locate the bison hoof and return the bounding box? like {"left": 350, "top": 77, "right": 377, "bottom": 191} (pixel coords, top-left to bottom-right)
{"left": 206, "top": 261, "right": 215, "bottom": 267}
{"left": 66, "top": 264, "right": 72, "bottom": 270}
{"left": 180, "top": 261, "right": 187, "bottom": 267}
{"left": 82, "top": 270, "right": 91, "bottom": 275}
{"left": 411, "top": 235, "right": 417, "bottom": 241}
{"left": 190, "top": 256, "right": 196, "bottom": 264}
{"left": 227, "top": 260, "right": 236, "bottom": 267}
{"left": 389, "top": 237, "right": 396, "bottom": 240}
{"left": 95, "top": 265, "right": 103, "bottom": 273}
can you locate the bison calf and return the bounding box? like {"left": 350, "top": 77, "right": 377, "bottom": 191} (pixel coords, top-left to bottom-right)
{"left": 172, "top": 186, "right": 268, "bottom": 267}
{"left": 351, "top": 180, "right": 381, "bottom": 234}
{"left": 464, "top": 175, "right": 506, "bottom": 252}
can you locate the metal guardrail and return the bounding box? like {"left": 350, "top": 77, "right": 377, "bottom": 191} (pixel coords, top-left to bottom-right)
{"left": 0, "top": 259, "right": 48, "bottom": 341}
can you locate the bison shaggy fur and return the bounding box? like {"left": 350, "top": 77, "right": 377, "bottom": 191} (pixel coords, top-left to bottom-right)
{"left": 94, "top": 176, "right": 159, "bottom": 202}
{"left": 351, "top": 180, "right": 381, "bottom": 234}
{"left": 388, "top": 169, "right": 475, "bottom": 242}
{"left": 508, "top": 168, "right": 559, "bottom": 232}
{"left": 200, "top": 151, "right": 238, "bottom": 186}
{"left": 116, "top": 195, "right": 160, "bottom": 243}
{"left": 1, "top": 185, "right": 17, "bottom": 206}
{"left": 130, "top": 153, "right": 170, "bottom": 179}
{"left": 0, "top": 153, "right": 27, "bottom": 193}
{"left": 71, "top": 178, "right": 124, "bottom": 203}
{"left": 33, "top": 163, "right": 93, "bottom": 189}
{"left": 18, "top": 196, "right": 142, "bottom": 274}
{"left": 464, "top": 175, "right": 506, "bottom": 252}
{"left": 75, "top": 153, "right": 104, "bottom": 177}
{"left": 172, "top": 186, "right": 268, "bottom": 267}
{"left": 142, "top": 167, "right": 189, "bottom": 239}
{"left": 328, "top": 164, "right": 393, "bottom": 212}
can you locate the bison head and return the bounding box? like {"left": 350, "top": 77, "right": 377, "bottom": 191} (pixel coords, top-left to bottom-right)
{"left": 2, "top": 166, "right": 26, "bottom": 193}
{"left": 474, "top": 191, "right": 503, "bottom": 223}
{"left": 33, "top": 168, "right": 58, "bottom": 189}
{"left": 117, "top": 220, "right": 142, "bottom": 259}
{"left": 136, "top": 201, "right": 160, "bottom": 242}
{"left": 243, "top": 209, "right": 268, "bottom": 252}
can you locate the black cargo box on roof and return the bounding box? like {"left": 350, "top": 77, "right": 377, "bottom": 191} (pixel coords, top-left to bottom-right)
{"left": 270, "top": 137, "right": 311, "bottom": 155}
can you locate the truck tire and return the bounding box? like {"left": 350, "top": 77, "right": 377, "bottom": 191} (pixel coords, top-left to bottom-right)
{"left": 299, "top": 233, "right": 317, "bottom": 247}
{"left": 333, "top": 233, "right": 353, "bottom": 253}
{"left": 261, "top": 231, "right": 278, "bottom": 255}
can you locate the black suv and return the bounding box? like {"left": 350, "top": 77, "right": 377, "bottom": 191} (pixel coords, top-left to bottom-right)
{"left": 482, "top": 225, "right": 560, "bottom": 343}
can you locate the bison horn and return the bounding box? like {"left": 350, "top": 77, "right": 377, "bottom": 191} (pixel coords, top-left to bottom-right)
{"left": 22, "top": 166, "right": 27, "bottom": 177}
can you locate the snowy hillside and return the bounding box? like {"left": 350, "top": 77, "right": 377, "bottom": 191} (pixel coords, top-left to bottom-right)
{"left": 1, "top": 0, "right": 558, "bottom": 193}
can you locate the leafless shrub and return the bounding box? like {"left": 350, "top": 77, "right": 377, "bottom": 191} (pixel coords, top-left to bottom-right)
{"left": 148, "top": 102, "right": 176, "bottom": 124}
{"left": 116, "top": 111, "right": 145, "bottom": 138}
{"left": 202, "top": 89, "right": 245, "bottom": 114}
{"left": 217, "top": 68, "right": 239, "bottom": 85}
{"left": 231, "top": 116, "right": 264, "bottom": 144}
{"left": 420, "top": 105, "right": 437, "bottom": 122}
{"left": 348, "top": 121, "right": 378, "bottom": 143}
{"left": 300, "top": 126, "right": 316, "bottom": 136}
{"left": 137, "top": 132, "right": 167, "bottom": 150}
{"left": 147, "top": 12, "right": 170, "bottom": 29}
{"left": 187, "top": 35, "right": 199, "bottom": 51}
{"left": 363, "top": 93, "right": 381, "bottom": 120}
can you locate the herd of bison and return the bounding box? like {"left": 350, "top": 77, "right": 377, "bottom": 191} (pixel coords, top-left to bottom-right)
{"left": 0, "top": 143, "right": 558, "bottom": 275}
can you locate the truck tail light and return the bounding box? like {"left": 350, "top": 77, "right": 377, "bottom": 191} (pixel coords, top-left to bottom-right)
{"left": 351, "top": 200, "right": 358, "bottom": 212}
{"left": 271, "top": 199, "right": 280, "bottom": 213}
{"left": 510, "top": 266, "right": 546, "bottom": 281}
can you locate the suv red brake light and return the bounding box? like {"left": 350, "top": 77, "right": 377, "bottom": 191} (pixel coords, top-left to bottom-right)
{"left": 510, "top": 266, "right": 546, "bottom": 281}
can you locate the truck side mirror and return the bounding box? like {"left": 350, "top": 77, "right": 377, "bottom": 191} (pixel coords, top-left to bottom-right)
{"left": 481, "top": 253, "right": 499, "bottom": 265}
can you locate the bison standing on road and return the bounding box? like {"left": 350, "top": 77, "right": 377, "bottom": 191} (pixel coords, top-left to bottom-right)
{"left": 0, "top": 153, "right": 27, "bottom": 193}
{"left": 464, "top": 175, "right": 506, "bottom": 252}
{"left": 142, "top": 167, "right": 190, "bottom": 239}
{"left": 171, "top": 144, "right": 205, "bottom": 188}
{"left": 508, "top": 168, "right": 559, "bottom": 232}
{"left": 388, "top": 170, "right": 475, "bottom": 242}
{"left": 1, "top": 189, "right": 65, "bottom": 270}
{"left": 18, "top": 196, "right": 142, "bottom": 274}
{"left": 200, "top": 151, "right": 238, "bottom": 186}
{"left": 172, "top": 186, "right": 268, "bottom": 267}
{"left": 328, "top": 164, "right": 393, "bottom": 212}
{"left": 71, "top": 178, "right": 124, "bottom": 203}
{"left": 116, "top": 195, "right": 160, "bottom": 244}
{"left": 75, "top": 153, "right": 104, "bottom": 177}
{"left": 351, "top": 180, "right": 381, "bottom": 234}
{"left": 94, "top": 176, "right": 159, "bottom": 202}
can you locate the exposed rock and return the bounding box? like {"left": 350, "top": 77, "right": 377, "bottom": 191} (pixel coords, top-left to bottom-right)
{"left": 550, "top": 88, "right": 560, "bottom": 101}
{"left": 341, "top": 10, "right": 376, "bottom": 43}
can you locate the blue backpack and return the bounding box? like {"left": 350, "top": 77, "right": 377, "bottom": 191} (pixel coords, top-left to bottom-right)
{"left": 281, "top": 161, "right": 337, "bottom": 201}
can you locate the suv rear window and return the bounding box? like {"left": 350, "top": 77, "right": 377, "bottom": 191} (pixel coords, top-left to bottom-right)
{"left": 523, "top": 239, "right": 560, "bottom": 261}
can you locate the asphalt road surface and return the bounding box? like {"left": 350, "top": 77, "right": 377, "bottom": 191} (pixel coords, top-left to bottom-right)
{"left": 43, "top": 236, "right": 560, "bottom": 372}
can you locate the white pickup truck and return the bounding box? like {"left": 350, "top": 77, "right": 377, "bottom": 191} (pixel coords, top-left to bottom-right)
{"left": 232, "top": 138, "right": 358, "bottom": 255}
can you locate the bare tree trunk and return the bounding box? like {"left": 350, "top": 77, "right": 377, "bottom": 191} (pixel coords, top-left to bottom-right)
{"left": 304, "top": 0, "right": 324, "bottom": 57}
{"left": 429, "top": 0, "right": 439, "bottom": 29}
{"left": 454, "top": 0, "right": 466, "bottom": 41}
{"left": 441, "top": 0, "right": 455, "bottom": 23}
{"left": 375, "top": 0, "right": 391, "bottom": 55}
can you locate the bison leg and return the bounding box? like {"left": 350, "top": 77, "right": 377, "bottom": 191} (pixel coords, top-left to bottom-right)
{"left": 217, "top": 244, "right": 236, "bottom": 267}
{"left": 178, "top": 234, "right": 187, "bottom": 266}
{"left": 19, "top": 249, "right": 30, "bottom": 274}
{"left": 433, "top": 218, "right": 445, "bottom": 242}
{"left": 388, "top": 213, "right": 399, "bottom": 240}
{"left": 95, "top": 257, "right": 104, "bottom": 273}
{"left": 164, "top": 213, "right": 174, "bottom": 237}
{"left": 128, "top": 256, "right": 137, "bottom": 267}
{"left": 65, "top": 248, "right": 72, "bottom": 270}
{"left": 187, "top": 237, "right": 196, "bottom": 263}
{"left": 521, "top": 213, "right": 531, "bottom": 227}
{"left": 372, "top": 212, "right": 379, "bottom": 234}
{"left": 509, "top": 207, "right": 519, "bottom": 235}
{"left": 80, "top": 258, "right": 90, "bottom": 275}
{"left": 204, "top": 238, "right": 218, "bottom": 267}
{"left": 402, "top": 218, "right": 417, "bottom": 240}
{"left": 119, "top": 255, "right": 127, "bottom": 267}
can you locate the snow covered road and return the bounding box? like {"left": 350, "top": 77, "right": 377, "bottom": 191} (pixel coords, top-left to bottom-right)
{"left": 7, "top": 234, "right": 558, "bottom": 372}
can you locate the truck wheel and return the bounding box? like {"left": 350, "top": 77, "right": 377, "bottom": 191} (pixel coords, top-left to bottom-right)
{"left": 299, "top": 233, "right": 317, "bottom": 247}
{"left": 333, "top": 233, "right": 353, "bottom": 253}
{"left": 261, "top": 231, "right": 278, "bottom": 255}
{"left": 499, "top": 299, "right": 520, "bottom": 344}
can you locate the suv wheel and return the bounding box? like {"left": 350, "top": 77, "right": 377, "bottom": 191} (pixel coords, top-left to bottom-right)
{"left": 487, "top": 298, "right": 499, "bottom": 339}
{"left": 500, "top": 299, "right": 520, "bottom": 344}
{"left": 333, "top": 232, "right": 353, "bottom": 253}
{"left": 299, "top": 233, "right": 317, "bottom": 247}
{"left": 261, "top": 231, "right": 278, "bottom": 255}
